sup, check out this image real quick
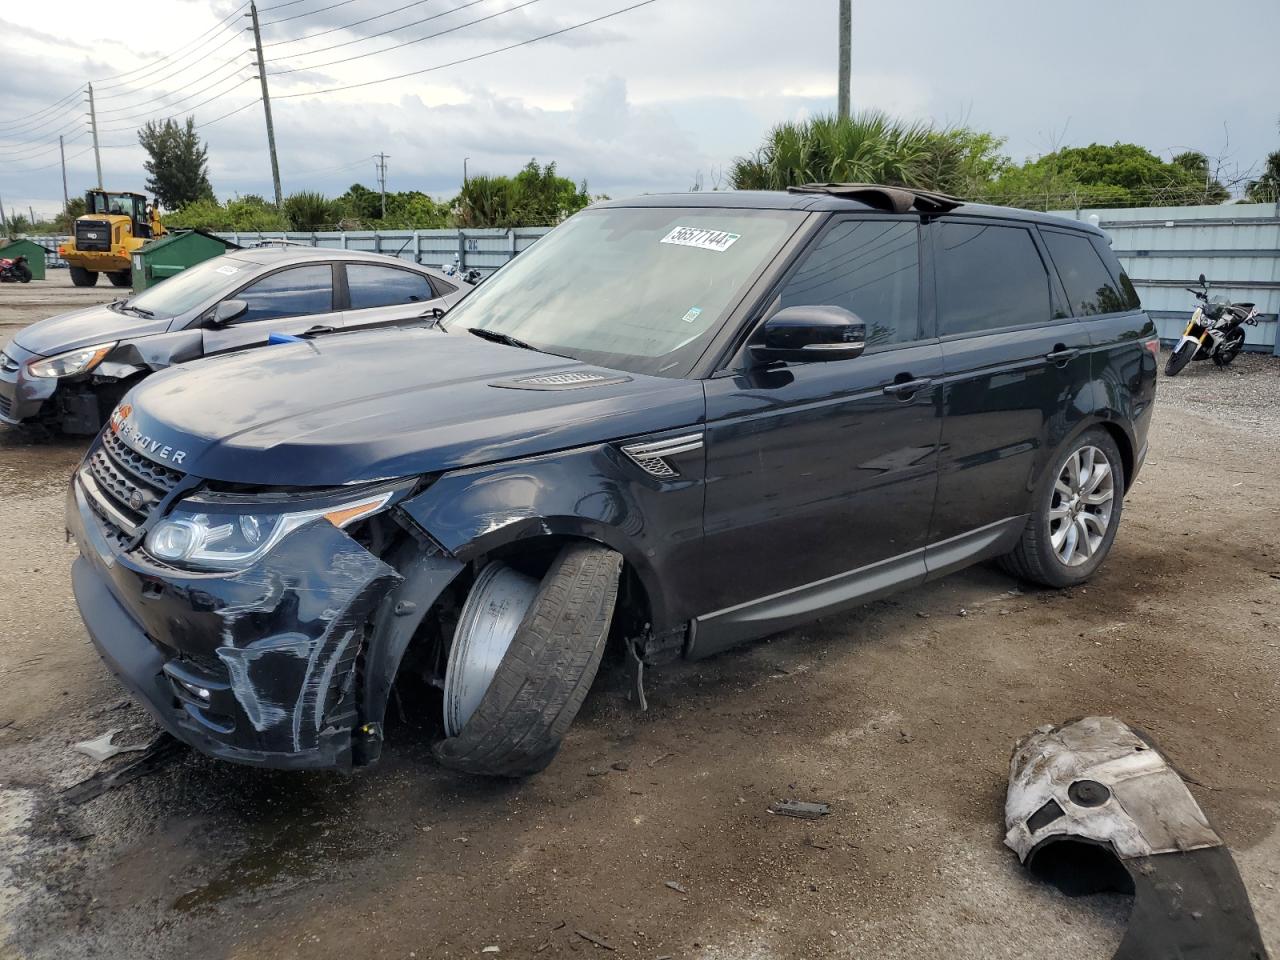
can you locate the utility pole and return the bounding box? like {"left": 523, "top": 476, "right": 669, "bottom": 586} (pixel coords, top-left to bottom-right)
{"left": 837, "top": 0, "right": 851, "bottom": 120}
{"left": 86, "top": 83, "right": 103, "bottom": 188}
{"left": 59, "top": 135, "right": 70, "bottom": 212}
{"left": 29, "top": 206, "right": 36, "bottom": 229}
{"left": 247, "top": 1, "right": 283, "bottom": 207}
{"left": 0, "top": 192, "right": 7, "bottom": 233}
{"left": 376, "top": 152, "right": 388, "bottom": 218}
{"left": 464, "top": 157, "right": 470, "bottom": 186}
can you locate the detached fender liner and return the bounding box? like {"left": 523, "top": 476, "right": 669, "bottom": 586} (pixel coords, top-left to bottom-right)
{"left": 1005, "top": 717, "right": 1269, "bottom": 960}
{"left": 433, "top": 542, "right": 622, "bottom": 778}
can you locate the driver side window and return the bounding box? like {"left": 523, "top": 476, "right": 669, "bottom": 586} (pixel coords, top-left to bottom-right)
{"left": 777, "top": 218, "right": 921, "bottom": 348}
{"left": 235, "top": 265, "right": 334, "bottom": 323}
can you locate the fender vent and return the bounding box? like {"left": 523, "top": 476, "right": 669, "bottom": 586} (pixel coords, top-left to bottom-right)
{"left": 620, "top": 433, "right": 704, "bottom": 479}
{"left": 490, "top": 370, "right": 632, "bottom": 391}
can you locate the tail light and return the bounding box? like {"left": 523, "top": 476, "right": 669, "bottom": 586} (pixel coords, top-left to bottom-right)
{"left": 1143, "top": 339, "right": 1160, "bottom": 358}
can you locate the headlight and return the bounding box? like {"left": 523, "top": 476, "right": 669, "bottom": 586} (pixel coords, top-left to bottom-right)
{"left": 26, "top": 342, "right": 116, "bottom": 379}
{"left": 144, "top": 489, "right": 396, "bottom": 570}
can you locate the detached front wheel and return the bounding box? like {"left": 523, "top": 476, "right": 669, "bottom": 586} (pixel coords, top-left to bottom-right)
{"left": 433, "top": 542, "right": 623, "bottom": 778}
{"left": 999, "top": 429, "right": 1125, "bottom": 589}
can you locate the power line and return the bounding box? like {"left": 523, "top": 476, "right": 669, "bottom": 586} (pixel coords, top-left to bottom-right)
{"left": 97, "top": 78, "right": 256, "bottom": 133}
{"left": 92, "top": 3, "right": 250, "bottom": 88}
{"left": 0, "top": 130, "right": 89, "bottom": 163}
{"left": 271, "top": 0, "right": 542, "bottom": 74}
{"left": 266, "top": 0, "right": 498, "bottom": 65}
{"left": 260, "top": 0, "right": 360, "bottom": 27}
{"left": 0, "top": 86, "right": 82, "bottom": 130}
{"left": 95, "top": 57, "right": 250, "bottom": 119}
{"left": 94, "top": 35, "right": 249, "bottom": 103}
{"left": 262, "top": 0, "right": 435, "bottom": 48}
{"left": 274, "top": 0, "right": 658, "bottom": 98}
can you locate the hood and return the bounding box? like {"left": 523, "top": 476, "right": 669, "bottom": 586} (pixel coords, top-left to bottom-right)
{"left": 120, "top": 325, "right": 706, "bottom": 486}
{"left": 13, "top": 301, "right": 172, "bottom": 356}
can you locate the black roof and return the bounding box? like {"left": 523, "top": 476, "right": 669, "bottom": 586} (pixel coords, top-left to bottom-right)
{"left": 595, "top": 187, "right": 1104, "bottom": 236}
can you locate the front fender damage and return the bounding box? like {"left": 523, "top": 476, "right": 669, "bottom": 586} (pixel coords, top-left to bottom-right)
{"left": 1005, "top": 716, "right": 1268, "bottom": 960}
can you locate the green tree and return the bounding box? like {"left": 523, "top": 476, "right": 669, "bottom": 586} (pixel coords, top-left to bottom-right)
{"left": 729, "top": 111, "right": 1006, "bottom": 195}
{"left": 138, "top": 117, "right": 213, "bottom": 210}
{"left": 283, "top": 191, "right": 336, "bottom": 230}
{"left": 167, "top": 195, "right": 288, "bottom": 231}
{"left": 1246, "top": 150, "right": 1280, "bottom": 202}
{"left": 454, "top": 159, "right": 592, "bottom": 227}
{"left": 53, "top": 197, "right": 86, "bottom": 232}
{"left": 983, "top": 143, "right": 1223, "bottom": 210}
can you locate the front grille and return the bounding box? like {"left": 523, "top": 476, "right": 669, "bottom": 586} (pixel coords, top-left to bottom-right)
{"left": 84, "top": 431, "right": 186, "bottom": 539}
{"left": 0, "top": 394, "right": 10, "bottom": 418}
{"left": 75, "top": 219, "right": 112, "bottom": 251}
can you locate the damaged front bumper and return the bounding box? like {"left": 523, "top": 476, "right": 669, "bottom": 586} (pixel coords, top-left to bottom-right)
{"left": 67, "top": 473, "right": 404, "bottom": 770}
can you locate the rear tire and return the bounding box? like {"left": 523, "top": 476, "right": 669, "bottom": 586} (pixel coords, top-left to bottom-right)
{"left": 16, "top": 265, "right": 31, "bottom": 283}
{"left": 433, "top": 542, "right": 623, "bottom": 778}
{"left": 107, "top": 269, "right": 132, "bottom": 288}
{"left": 999, "top": 428, "right": 1125, "bottom": 589}
{"left": 1164, "top": 341, "right": 1197, "bottom": 376}
{"left": 1213, "top": 333, "right": 1244, "bottom": 368}
{"left": 69, "top": 266, "right": 98, "bottom": 287}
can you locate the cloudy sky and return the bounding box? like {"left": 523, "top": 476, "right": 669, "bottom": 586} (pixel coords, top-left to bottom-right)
{"left": 1, "top": 0, "right": 1277, "bottom": 219}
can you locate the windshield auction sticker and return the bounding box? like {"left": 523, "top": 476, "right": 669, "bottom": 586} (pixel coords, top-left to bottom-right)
{"left": 661, "top": 226, "right": 741, "bottom": 253}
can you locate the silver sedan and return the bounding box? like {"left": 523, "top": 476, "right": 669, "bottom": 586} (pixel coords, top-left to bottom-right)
{"left": 0, "top": 248, "right": 472, "bottom": 435}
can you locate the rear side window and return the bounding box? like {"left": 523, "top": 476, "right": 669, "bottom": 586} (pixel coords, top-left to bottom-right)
{"left": 778, "top": 218, "right": 920, "bottom": 347}
{"left": 347, "top": 264, "right": 437, "bottom": 310}
{"left": 936, "top": 222, "right": 1051, "bottom": 336}
{"left": 1043, "top": 230, "right": 1128, "bottom": 316}
{"left": 1089, "top": 235, "right": 1141, "bottom": 311}
{"left": 236, "top": 265, "right": 333, "bottom": 323}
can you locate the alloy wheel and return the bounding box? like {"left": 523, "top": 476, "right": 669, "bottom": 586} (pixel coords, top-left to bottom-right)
{"left": 1047, "top": 445, "right": 1115, "bottom": 567}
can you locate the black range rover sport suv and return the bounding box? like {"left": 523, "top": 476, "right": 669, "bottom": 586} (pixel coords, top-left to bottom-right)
{"left": 66, "top": 185, "right": 1157, "bottom": 776}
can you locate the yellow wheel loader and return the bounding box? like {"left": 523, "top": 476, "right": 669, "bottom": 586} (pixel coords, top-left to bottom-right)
{"left": 59, "top": 189, "right": 165, "bottom": 288}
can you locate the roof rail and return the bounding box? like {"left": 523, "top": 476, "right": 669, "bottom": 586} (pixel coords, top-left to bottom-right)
{"left": 787, "top": 183, "right": 963, "bottom": 214}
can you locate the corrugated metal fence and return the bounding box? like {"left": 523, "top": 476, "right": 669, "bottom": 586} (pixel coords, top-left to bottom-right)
{"left": 1049, "top": 202, "right": 1280, "bottom": 355}
{"left": 27, "top": 227, "right": 554, "bottom": 276}
{"left": 210, "top": 228, "right": 554, "bottom": 277}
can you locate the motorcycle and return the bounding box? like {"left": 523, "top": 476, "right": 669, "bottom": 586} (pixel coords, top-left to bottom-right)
{"left": 0, "top": 254, "right": 32, "bottom": 283}
{"left": 1165, "top": 273, "right": 1259, "bottom": 376}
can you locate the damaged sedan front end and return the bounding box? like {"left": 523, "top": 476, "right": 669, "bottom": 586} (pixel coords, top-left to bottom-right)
{"left": 66, "top": 424, "right": 463, "bottom": 769}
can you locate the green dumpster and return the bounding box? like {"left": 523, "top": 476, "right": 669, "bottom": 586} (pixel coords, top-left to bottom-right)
{"left": 131, "top": 229, "right": 239, "bottom": 291}
{"left": 0, "top": 238, "right": 51, "bottom": 280}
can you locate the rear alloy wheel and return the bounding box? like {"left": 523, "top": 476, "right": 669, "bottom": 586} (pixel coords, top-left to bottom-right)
{"left": 433, "top": 541, "right": 623, "bottom": 778}
{"left": 69, "top": 266, "right": 98, "bottom": 287}
{"left": 999, "top": 429, "right": 1124, "bottom": 589}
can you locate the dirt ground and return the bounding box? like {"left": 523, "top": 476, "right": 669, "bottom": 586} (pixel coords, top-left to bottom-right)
{"left": 1, "top": 276, "right": 1277, "bottom": 960}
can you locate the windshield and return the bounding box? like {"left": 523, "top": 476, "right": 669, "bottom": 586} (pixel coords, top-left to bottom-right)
{"left": 89, "top": 192, "right": 141, "bottom": 217}
{"left": 444, "top": 206, "right": 806, "bottom": 377}
{"left": 124, "top": 255, "right": 248, "bottom": 318}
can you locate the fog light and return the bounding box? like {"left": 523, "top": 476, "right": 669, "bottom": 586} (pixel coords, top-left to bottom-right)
{"left": 177, "top": 678, "right": 211, "bottom": 701}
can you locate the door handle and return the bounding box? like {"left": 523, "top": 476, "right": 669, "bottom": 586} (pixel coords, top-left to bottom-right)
{"left": 883, "top": 377, "right": 934, "bottom": 397}
{"left": 1045, "top": 347, "right": 1080, "bottom": 363}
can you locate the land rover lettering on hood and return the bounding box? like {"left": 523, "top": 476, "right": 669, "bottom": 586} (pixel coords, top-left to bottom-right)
{"left": 66, "top": 188, "right": 1155, "bottom": 775}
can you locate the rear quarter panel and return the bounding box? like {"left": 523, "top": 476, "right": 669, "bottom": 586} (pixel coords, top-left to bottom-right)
{"left": 1083, "top": 310, "right": 1157, "bottom": 484}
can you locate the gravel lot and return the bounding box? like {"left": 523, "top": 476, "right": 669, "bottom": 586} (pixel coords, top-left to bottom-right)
{"left": 1, "top": 277, "right": 1277, "bottom": 960}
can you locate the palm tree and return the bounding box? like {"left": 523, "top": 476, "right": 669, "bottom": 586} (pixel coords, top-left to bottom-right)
{"left": 1246, "top": 150, "right": 1280, "bottom": 203}
{"left": 729, "top": 110, "right": 988, "bottom": 193}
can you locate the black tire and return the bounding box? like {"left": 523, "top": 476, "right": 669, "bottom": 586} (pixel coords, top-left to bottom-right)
{"left": 107, "top": 269, "right": 132, "bottom": 288}
{"left": 1164, "top": 341, "right": 1197, "bottom": 376}
{"left": 17, "top": 265, "right": 31, "bottom": 283}
{"left": 1213, "top": 333, "right": 1244, "bottom": 368}
{"left": 69, "top": 266, "right": 98, "bottom": 287}
{"left": 433, "top": 542, "right": 623, "bottom": 777}
{"left": 999, "top": 428, "right": 1125, "bottom": 589}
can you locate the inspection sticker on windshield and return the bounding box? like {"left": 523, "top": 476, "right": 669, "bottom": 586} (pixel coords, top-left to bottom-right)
{"left": 215, "top": 265, "right": 240, "bottom": 276}
{"left": 661, "top": 226, "right": 741, "bottom": 253}
{"left": 681, "top": 307, "right": 703, "bottom": 324}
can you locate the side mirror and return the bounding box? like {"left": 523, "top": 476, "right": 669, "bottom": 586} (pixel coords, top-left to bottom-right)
{"left": 749, "top": 305, "right": 866, "bottom": 365}
{"left": 208, "top": 299, "right": 248, "bottom": 327}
